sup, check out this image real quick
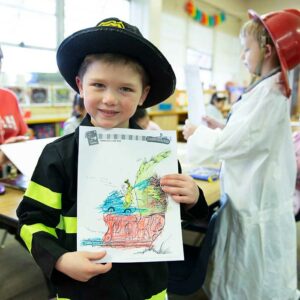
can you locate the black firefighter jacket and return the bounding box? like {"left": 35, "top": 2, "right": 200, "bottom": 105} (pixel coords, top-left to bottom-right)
{"left": 17, "top": 114, "right": 208, "bottom": 300}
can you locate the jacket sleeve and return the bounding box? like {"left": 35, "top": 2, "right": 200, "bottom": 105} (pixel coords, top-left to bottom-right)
{"left": 17, "top": 142, "right": 68, "bottom": 279}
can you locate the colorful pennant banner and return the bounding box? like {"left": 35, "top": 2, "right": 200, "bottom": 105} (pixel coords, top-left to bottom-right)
{"left": 185, "top": 0, "right": 226, "bottom": 27}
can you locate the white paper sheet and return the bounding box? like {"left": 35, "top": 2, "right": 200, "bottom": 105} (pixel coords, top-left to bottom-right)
{"left": 77, "top": 126, "right": 183, "bottom": 263}
{"left": 0, "top": 137, "right": 58, "bottom": 178}
{"left": 185, "top": 64, "right": 207, "bottom": 126}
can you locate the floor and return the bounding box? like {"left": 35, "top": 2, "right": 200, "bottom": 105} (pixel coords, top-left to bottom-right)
{"left": 1, "top": 223, "right": 300, "bottom": 300}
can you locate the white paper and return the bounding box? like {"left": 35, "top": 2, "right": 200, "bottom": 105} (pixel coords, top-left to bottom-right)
{"left": 185, "top": 64, "right": 207, "bottom": 126}
{"left": 77, "top": 126, "right": 183, "bottom": 263}
{"left": 0, "top": 137, "right": 58, "bottom": 178}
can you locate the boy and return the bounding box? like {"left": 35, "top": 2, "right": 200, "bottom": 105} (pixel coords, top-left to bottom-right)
{"left": 183, "top": 9, "right": 300, "bottom": 300}
{"left": 17, "top": 18, "right": 208, "bottom": 300}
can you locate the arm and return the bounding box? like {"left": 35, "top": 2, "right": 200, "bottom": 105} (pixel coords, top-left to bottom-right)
{"left": 12, "top": 91, "right": 28, "bottom": 136}
{"left": 187, "top": 86, "right": 287, "bottom": 165}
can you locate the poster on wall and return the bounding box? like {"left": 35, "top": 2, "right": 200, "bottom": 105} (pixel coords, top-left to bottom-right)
{"left": 77, "top": 126, "right": 183, "bottom": 263}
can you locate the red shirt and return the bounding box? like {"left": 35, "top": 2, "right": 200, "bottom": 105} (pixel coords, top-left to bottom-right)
{"left": 0, "top": 88, "right": 28, "bottom": 144}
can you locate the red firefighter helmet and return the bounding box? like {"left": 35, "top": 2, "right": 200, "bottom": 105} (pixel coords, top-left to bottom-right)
{"left": 248, "top": 9, "right": 300, "bottom": 97}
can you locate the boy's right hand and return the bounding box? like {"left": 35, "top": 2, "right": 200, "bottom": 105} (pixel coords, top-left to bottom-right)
{"left": 55, "top": 251, "right": 112, "bottom": 282}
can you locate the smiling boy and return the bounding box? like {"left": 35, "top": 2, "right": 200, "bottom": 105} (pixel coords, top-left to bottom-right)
{"left": 17, "top": 18, "right": 208, "bottom": 300}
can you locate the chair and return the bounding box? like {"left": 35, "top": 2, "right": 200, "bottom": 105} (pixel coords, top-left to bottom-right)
{"left": 167, "top": 200, "right": 224, "bottom": 296}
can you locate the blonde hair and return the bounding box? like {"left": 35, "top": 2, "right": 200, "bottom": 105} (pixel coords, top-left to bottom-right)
{"left": 78, "top": 53, "right": 150, "bottom": 88}
{"left": 240, "top": 19, "right": 273, "bottom": 48}
{"left": 240, "top": 19, "right": 280, "bottom": 70}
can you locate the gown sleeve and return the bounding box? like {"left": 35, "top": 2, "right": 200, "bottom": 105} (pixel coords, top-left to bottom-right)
{"left": 188, "top": 81, "right": 286, "bottom": 166}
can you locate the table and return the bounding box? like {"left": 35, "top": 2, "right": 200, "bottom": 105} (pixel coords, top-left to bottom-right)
{"left": 0, "top": 187, "right": 23, "bottom": 229}
{"left": 0, "top": 187, "right": 23, "bottom": 247}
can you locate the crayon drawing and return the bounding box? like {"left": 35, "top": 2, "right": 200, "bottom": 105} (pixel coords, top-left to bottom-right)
{"left": 81, "top": 150, "right": 169, "bottom": 249}
{"left": 77, "top": 127, "right": 184, "bottom": 263}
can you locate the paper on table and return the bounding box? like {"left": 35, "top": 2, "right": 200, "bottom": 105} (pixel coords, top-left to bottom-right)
{"left": 77, "top": 126, "right": 183, "bottom": 263}
{"left": 184, "top": 64, "right": 207, "bottom": 126}
{"left": 0, "top": 137, "right": 58, "bottom": 178}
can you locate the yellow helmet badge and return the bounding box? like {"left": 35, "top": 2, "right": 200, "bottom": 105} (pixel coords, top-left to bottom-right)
{"left": 97, "top": 20, "right": 125, "bottom": 29}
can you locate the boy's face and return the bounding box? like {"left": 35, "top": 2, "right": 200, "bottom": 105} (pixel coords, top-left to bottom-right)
{"left": 76, "top": 60, "right": 150, "bottom": 129}
{"left": 240, "top": 34, "right": 261, "bottom": 75}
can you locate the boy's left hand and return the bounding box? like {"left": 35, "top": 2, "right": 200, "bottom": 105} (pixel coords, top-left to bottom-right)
{"left": 160, "top": 174, "right": 199, "bottom": 206}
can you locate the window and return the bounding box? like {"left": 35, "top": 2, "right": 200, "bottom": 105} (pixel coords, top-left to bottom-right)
{"left": 0, "top": 0, "right": 57, "bottom": 74}
{"left": 0, "top": 0, "right": 131, "bottom": 75}
{"left": 1, "top": 45, "right": 57, "bottom": 73}
{"left": 0, "top": 0, "right": 56, "bottom": 49}
{"left": 64, "top": 0, "right": 130, "bottom": 38}
{"left": 187, "top": 48, "right": 212, "bottom": 89}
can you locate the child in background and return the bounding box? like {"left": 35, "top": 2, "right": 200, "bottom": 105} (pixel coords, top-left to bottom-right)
{"left": 183, "top": 9, "right": 300, "bottom": 300}
{"left": 16, "top": 18, "right": 208, "bottom": 300}
{"left": 131, "top": 107, "right": 161, "bottom": 130}
{"left": 183, "top": 92, "right": 227, "bottom": 136}
{"left": 0, "top": 45, "right": 29, "bottom": 166}
{"left": 205, "top": 92, "right": 226, "bottom": 125}
{"left": 63, "top": 94, "right": 86, "bottom": 135}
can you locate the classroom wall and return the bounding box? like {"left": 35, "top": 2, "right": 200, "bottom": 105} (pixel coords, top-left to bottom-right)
{"left": 159, "top": 0, "right": 249, "bottom": 90}
{"left": 132, "top": 0, "right": 300, "bottom": 92}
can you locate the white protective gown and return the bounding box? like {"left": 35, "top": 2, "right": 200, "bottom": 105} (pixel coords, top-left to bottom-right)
{"left": 187, "top": 72, "right": 299, "bottom": 300}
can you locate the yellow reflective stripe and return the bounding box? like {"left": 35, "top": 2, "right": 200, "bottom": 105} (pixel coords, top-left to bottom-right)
{"left": 20, "top": 223, "right": 58, "bottom": 252}
{"left": 56, "top": 215, "right": 77, "bottom": 234}
{"left": 146, "top": 289, "right": 167, "bottom": 300}
{"left": 55, "top": 289, "right": 166, "bottom": 300}
{"left": 25, "top": 181, "right": 62, "bottom": 209}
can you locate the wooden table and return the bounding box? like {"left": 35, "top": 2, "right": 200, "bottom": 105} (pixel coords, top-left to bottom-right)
{"left": 0, "top": 187, "right": 23, "bottom": 229}
{"left": 0, "top": 187, "right": 23, "bottom": 246}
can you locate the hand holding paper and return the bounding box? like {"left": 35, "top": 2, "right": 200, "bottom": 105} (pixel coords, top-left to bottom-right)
{"left": 182, "top": 119, "right": 198, "bottom": 140}
{"left": 55, "top": 251, "right": 112, "bottom": 282}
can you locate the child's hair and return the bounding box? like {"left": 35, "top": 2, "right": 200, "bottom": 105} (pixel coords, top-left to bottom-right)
{"left": 78, "top": 53, "right": 150, "bottom": 88}
{"left": 240, "top": 19, "right": 275, "bottom": 49}
{"left": 210, "top": 92, "right": 226, "bottom": 105}
{"left": 240, "top": 19, "right": 280, "bottom": 71}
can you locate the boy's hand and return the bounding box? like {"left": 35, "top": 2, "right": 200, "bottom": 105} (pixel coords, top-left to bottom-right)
{"left": 55, "top": 251, "right": 112, "bottom": 282}
{"left": 182, "top": 120, "right": 197, "bottom": 140}
{"left": 160, "top": 174, "right": 199, "bottom": 206}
